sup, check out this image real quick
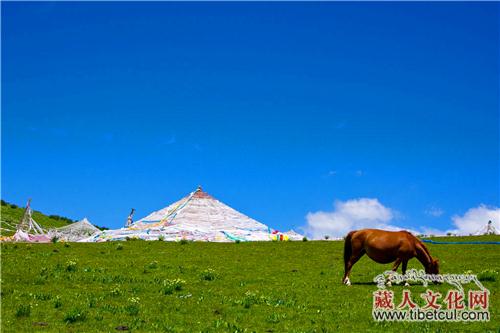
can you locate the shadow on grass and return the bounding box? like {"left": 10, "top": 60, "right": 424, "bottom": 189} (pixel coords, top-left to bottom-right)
{"left": 352, "top": 281, "right": 377, "bottom": 286}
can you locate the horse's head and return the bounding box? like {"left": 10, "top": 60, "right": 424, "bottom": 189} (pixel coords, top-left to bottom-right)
{"left": 426, "top": 258, "right": 440, "bottom": 275}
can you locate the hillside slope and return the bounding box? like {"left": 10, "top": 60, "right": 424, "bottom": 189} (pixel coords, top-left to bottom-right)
{"left": 0, "top": 201, "right": 75, "bottom": 236}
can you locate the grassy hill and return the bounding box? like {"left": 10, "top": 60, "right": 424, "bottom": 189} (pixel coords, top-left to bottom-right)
{"left": 0, "top": 200, "right": 75, "bottom": 236}
{"left": 1, "top": 236, "right": 499, "bottom": 332}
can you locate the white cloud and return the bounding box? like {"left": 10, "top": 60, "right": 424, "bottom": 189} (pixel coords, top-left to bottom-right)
{"left": 327, "top": 170, "right": 337, "bottom": 176}
{"left": 303, "top": 200, "right": 500, "bottom": 239}
{"left": 419, "top": 227, "right": 447, "bottom": 236}
{"left": 448, "top": 204, "right": 500, "bottom": 235}
{"left": 303, "top": 198, "right": 409, "bottom": 239}
{"left": 425, "top": 206, "right": 444, "bottom": 217}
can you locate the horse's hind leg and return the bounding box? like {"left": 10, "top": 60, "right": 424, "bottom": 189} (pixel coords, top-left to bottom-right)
{"left": 392, "top": 258, "right": 402, "bottom": 272}
{"left": 343, "top": 249, "right": 365, "bottom": 286}
{"left": 402, "top": 260, "right": 410, "bottom": 287}
{"left": 387, "top": 258, "right": 402, "bottom": 287}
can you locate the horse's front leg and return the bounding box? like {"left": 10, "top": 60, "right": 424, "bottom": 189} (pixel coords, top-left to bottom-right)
{"left": 386, "top": 258, "right": 402, "bottom": 287}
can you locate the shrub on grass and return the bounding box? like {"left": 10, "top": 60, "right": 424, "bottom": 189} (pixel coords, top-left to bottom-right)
{"left": 48, "top": 215, "right": 75, "bottom": 224}
{"left": 126, "top": 236, "right": 144, "bottom": 241}
{"left": 64, "top": 242, "right": 70, "bottom": 248}
{"left": 158, "top": 235, "right": 165, "bottom": 241}
{"left": 179, "top": 239, "right": 189, "bottom": 245}
{"left": 116, "top": 243, "right": 124, "bottom": 250}
{"left": 110, "top": 286, "right": 122, "bottom": 296}
{"left": 53, "top": 296, "right": 62, "bottom": 309}
{"left": 161, "top": 279, "right": 185, "bottom": 295}
{"left": 200, "top": 268, "right": 217, "bottom": 281}
{"left": 266, "top": 312, "right": 287, "bottom": 323}
{"left": 63, "top": 308, "right": 87, "bottom": 323}
{"left": 242, "top": 291, "right": 258, "bottom": 309}
{"left": 33, "top": 292, "right": 52, "bottom": 301}
{"left": 51, "top": 236, "right": 59, "bottom": 244}
{"left": 129, "top": 297, "right": 140, "bottom": 304}
{"left": 65, "top": 260, "right": 77, "bottom": 272}
{"left": 302, "top": 237, "right": 308, "bottom": 242}
{"left": 15, "top": 304, "right": 31, "bottom": 317}
{"left": 478, "top": 269, "right": 498, "bottom": 282}
{"left": 125, "top": 298, "right": 140, "bottom": 316}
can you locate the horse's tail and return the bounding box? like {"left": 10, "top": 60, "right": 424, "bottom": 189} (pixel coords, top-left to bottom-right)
{"left": 344, "top": 231, "right": 356, "bottom": 265}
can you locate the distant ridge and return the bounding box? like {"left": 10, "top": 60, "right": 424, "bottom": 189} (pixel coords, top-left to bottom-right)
{"left": 0, "top": 200, "right": 75, "bottom": 237}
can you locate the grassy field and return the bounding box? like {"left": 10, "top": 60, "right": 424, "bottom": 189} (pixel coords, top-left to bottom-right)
{"left": 1, "top": 236, "right": 499, "bottom": 332}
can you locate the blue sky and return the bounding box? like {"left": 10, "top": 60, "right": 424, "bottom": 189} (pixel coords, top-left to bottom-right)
{"left": 2, "top": 2, "right": 499, "bottom": 236}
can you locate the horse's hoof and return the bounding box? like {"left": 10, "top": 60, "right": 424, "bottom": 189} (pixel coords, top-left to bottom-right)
{"left": 343, "top": 278, "right": 351, "bottom": 286}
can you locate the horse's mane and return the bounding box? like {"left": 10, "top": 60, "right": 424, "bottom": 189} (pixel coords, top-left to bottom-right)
{"left": 414, "top": 235, "right": 434, "bottom": 261}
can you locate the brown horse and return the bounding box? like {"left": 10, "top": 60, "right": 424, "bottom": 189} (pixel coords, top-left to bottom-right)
{"left": 342, "top": 229, "right": 439, "bottom": 286}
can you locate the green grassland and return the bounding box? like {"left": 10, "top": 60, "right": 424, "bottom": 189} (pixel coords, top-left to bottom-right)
{"left": 1, "top": 202, "right": 74, "bottom": 237}
{"left": 1, "top": 236, "right": 499, "bottom": 332}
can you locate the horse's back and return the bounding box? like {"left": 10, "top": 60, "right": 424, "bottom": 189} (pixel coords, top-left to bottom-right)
{"left": 351, "top": 228, "right": 405, "bottom": 241}
{"left": 351, "top": 229, "right": 417, "bottom": 263}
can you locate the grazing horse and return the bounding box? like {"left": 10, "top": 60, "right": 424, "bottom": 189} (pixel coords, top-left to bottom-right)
{"left": 342, "top": 229, "right": 439, "bottom": 286}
